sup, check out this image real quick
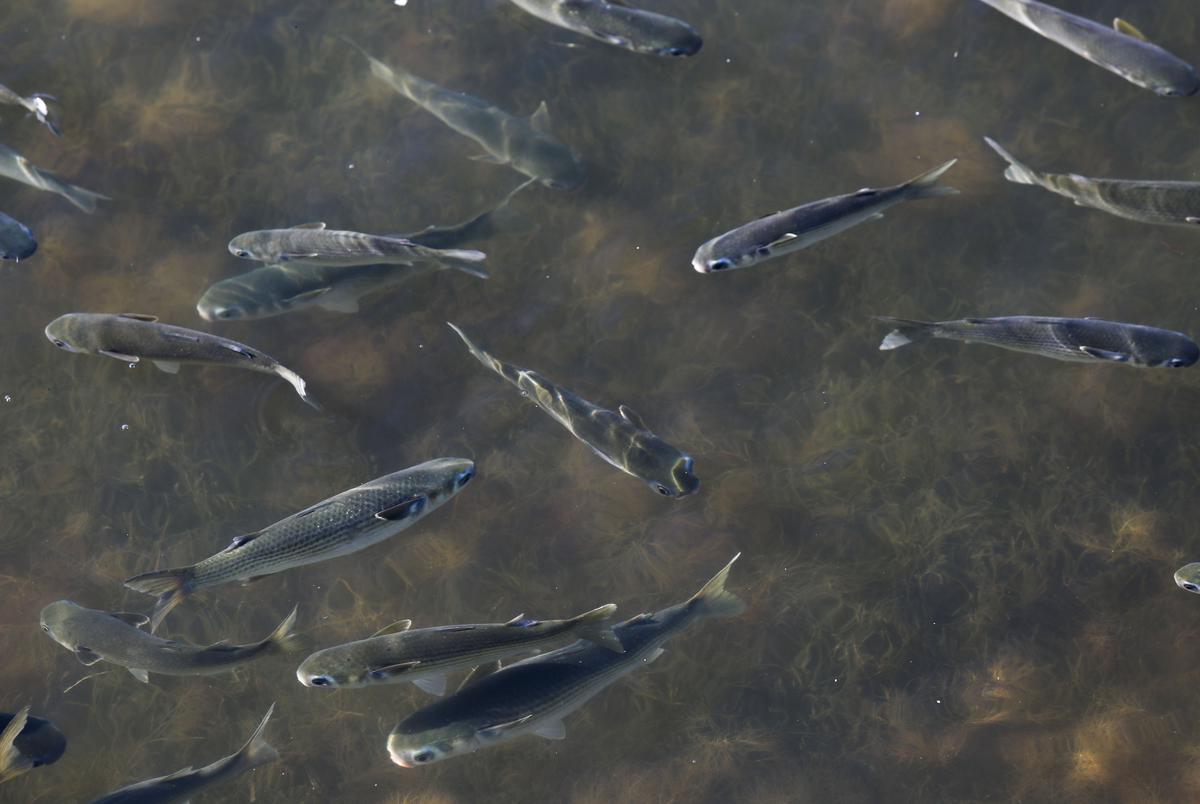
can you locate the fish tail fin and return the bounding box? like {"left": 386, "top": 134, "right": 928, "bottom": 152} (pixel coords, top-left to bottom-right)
{"left": 231, "top": 704, "right": 279, "bottom": 774}
{"left": 260, "top": 605, "right": 300, "bottom": 654}
{"left": 124, "top": 567, "right": 195, "bottom": 632}
{"left": 0, "top": 707, "right": 31, "bottom": 783}
{"left": 687, "top": 554, "right": 747, "bottom": 619}
{"left": 341, "top": 36, "right": 420, "bottom": 100}
{"left": 440, "top": 257, "right": 490, "bottom": 279}
{"left": 570, "top": 603, "right": 623, "bottom": 652}
{"left": 486, "top": 178, "right": 538, "bottom": 235}
{"left": 983, "top": 136, "right": 1039, "bottom": 186}
{"left": 874, "top": 316, "right": 938, "bottom": 350}
{"left": 447, "top": 322, "right": 520, "bottom": 383}
{"left": 274, "top": 364, "right": 321, "bottom": 411}
{"left": 904, "top": 158, "right": 959, "bottom": 199}
{"left": 59, "top": 182, "right": 110, "bottom": 214}
{"left": 434, "top": 248, "right": 489, "bottom": 279}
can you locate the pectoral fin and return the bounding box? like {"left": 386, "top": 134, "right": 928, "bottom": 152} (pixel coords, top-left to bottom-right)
{"left": 413, "top": 674, "right": 447, "bottom": 696}
{"left": 128, "top": 668, "right": 150, "bottom": 683}
{"left": 223, "top": 531, "right": 261, "bottom": 552}
{"left": 366, "top": 661, "right": 421, "bottom": 681}
{"left": 98, "top": 350, "right": 139, "bottom": 363}
{"left": 109, "top": 612, "right": 151, "bottom": 628}
{"left": 285, "top": 287, "right": 332, "bottom": 305}
{"left": 290, "top": 222, "right": 327, "bottom": 230}
{"left": 118, "top": 313, "right": 159, "bottom": 322}
{"left": 375, "top": 495, "right": 428, "bottom": 521}
{"left": 1080, "top": 346, "right": 1130, "bottom": 362}
{"left": 74, "top": 646, "right": 103, "bottom": 666}
{"left": 152, "top": 360, "right": 181, "bottom": 374}
{"left": 530, "top": 101, "right": 552, "bottom": 134}
{"left": 765, "top": 232, "right": 800, "bottom": 249}
{"left": 478, "top": 714, "right": 533, "bottom": 739}
{"left": 533, "top": 719, "right": 566, "bottom": 740}
{"left": 279, "top": 252, "right": 320, "bottom": 262}
{"left": 618, "top": 404, "right": 648, "bottom": 430}
{"left": 1113, "top": 18, "right": 1148, "bottom": 40}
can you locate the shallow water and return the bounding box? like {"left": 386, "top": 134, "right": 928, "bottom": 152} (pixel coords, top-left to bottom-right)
{"left": 4, "top": 0, "right": 1200, "bottom": 801}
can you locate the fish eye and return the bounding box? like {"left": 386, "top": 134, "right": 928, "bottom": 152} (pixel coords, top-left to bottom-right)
{"left": 655, "top": 484, "right": 672, "bottom": 496}
{"left": 412, "top": 749, "right": 436, "bottom": 764}
{"left": 234, "top": 250, "right": 250, "bottom": 258}
{"left": 217, "top": 309, "right": 236, "bottom": 320}
{"left": 455, "top": 467, "right": 475, "bottom": 487}
{"left": 1167, "top": 358, "right": 1189, "bottom": 368}
{"left": 309, "top": 676, "right": 333, "bottom": 686}
{"left": 1185, "top": 583, "right": 1199, "bottom": 592}
{"left": 41, "top": 624, "right": 49, "bottom": 632}
{"left": 52, "top": 339, "right": 67, "bottom": 349}
{"left": 708, "top": 259, "right": 732, "bottom": 271}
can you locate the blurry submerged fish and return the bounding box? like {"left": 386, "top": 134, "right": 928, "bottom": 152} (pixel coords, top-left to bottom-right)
{"left": 876, "top": 315, "right": 1200, "bottom": 367}
{"left": 0, "top": 211, "right": 36, "bottom": 261}
{"left": 976, "top": 0, "right": 1199, "bottom": 96}
{"left": 297, "top": 603, "right": 622, "bottom": 694}
{"left": 0, "top": 708, "right": 66, "bottom": 784}
{"left": 89, "top": 704, "right": 277, "bottom": 804}
{"left": 506, "top": 0, "right": 702, "bottom": 57}
{"left": 348, "top": 40, "right": 585, "bottom": 190}
{"left": 692, "top": 160, "right": 958, "bottom": 273}
{"left": 985, "top": 137, "right": 1200, "bottom": 227}
{"left": 1174, "top": 563, "right": 1200, "bottom": 594}
{"left": 44, "top": 313, "right": 319, "bottom": 409}
{"left": 126, "top": 459, "right": 475, "bottom": 630}
{"left": 0, "top": 143, "right": 107, "bottom": 213}
{"left": 227, "top": 223, "right": 486, "bottom": 271}
{"left": 40, "top": 601, "right": 296, "bottom": 683}
{"left": 387, "top": 554, "right": 745, "bottom": 766}
{"left": 0, "top": 81, "right": 60, "bottom": 136}
{"left": 447, "top": 323, "right": 698, "bottom": 498}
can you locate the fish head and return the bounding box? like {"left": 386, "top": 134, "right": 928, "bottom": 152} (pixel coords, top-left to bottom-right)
{"left": 691, "top": 238, "right": 745, "bottom": 274}
{"left": 296, "top": 650, "right": 366, "bottom": 689}
{"left": 524, "top": 146, "right": 585, "bottom": 191}
{"left": 0, "top": 217, "right": 37, "bottom": 261}
{"left": 1138, "top": 332, "right": 1200, "bottom": 368}
{"left": 39, "top": 600, "right": 85, "bottom": 650}
{"left": 197, "top": 279, "right": 257, "bottom": 322}
{"left": 1137, "top": 62, "right": 1200, "bottom": 97}
{"left": 43, "top": 314, "right": 91, "bottom": 353}
{"left": 228, "top": 231, "right": 280, "bottom": 263}
{"left": 627, "top": 438, "right": 699, "bottom": 499}
{"left": 1175, "top": 563, "right": 1200, "bottom": 594}
{"left": 574, "top": 3, "right": 701, "bottom": 57}
{"left": 417, "top": 458, "right": 477, "bottom": 505}
{"left": 387, "top": 724, "right": 477, "bottom": 767}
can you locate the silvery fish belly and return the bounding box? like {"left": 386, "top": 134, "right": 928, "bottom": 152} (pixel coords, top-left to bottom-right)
{"left": 976, "top": 0, "right": 1199, "bottom": 96}
{"left": 125, "top": 459, "right": 476, "bottom": 630}
{"left": 877, "top": 315, "right": 1200, "bottom": 368}
{"left": 386, "top": 555, "right": 745, "bottom": 766}
{"left": 447, "top": 323, "right": 698, "bottom": 498}
{"left": 505, "top": 0, "right": 702, "bottom": 57}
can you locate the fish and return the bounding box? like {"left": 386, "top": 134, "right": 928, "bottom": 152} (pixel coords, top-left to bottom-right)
{"left": 297, "top": 603, "right": 622, "bottom": 694}
{"left": 0, "top": 81, "right": 60, "bottom": 136}
{"left": 976, "top": 0, "right": 1199, "bottom": 97}
{"left": 40, "top": 601, "right": 297, "bottom": 683}
{"left": 386, "top": 554, "right": 746, "bottom": 766}
{"left": 0, "top": 142, "right": 107, "bottom": 213}
{"left": 505, "top": 0, "right": 702, "bottom": 57}
{"left": 348, "top": 40, "right": 585, "bottom": 190}
{"left": 447, "top": 323, "right": 698, "bottom": 498}
{"left": 43, "top": 313, "right": 319, "bottom": 409}
{"left": 984, "top": 137, "right": 1200, "bottom": 228}
{"left": 227, "top": 223, "right": 487, "bottom": 271}
{"left": 1174, "top": 563, "right": 1200, "bottom": 594}
{"left": 88, "top": 704, "right": 277, "bottom": 804}
{"left": 0, "top": 708, "right": 66, "bottom": 784}
{"left": 125, "top": 458, "right": 475, "bottom": 631}
{"left": 692, "top": 160, "right": 958, "bottom": 273}
{"left": 0, "top": 211, "right": 36, "bottom": 261}
{"left": 876, "top": 315, "right": 1200, "bottom": 368}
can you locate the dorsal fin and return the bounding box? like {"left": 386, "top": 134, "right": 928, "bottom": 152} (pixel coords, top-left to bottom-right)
{"left": 108, "top": 612, "right": 150, "bottom": 628}
{"left": 118, "top": 313, "right": 158, "bottom": 322}
{"left": 529, "top": 101, "right": 552, "bottom": 134}
{"left": 1113, "top": 18, "right": 1148, "bottom": 40}
{"left": 505, "top": 613, "right": 538, "bottom": 627}
{"left": 371, "top": 619, "right": 412, "bottom": 637}
{"left": 223, "top": 531, "right": 261, "bottom": 552}
{"left": 618, "top": 404, "right": 648, "bottom": 430}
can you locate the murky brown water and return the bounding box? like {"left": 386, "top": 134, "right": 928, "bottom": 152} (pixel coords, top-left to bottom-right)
{"left": 4, "top": 0, "right": 1200, "bottom": 801}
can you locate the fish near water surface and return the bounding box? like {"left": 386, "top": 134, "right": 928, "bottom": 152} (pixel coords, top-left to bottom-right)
{"left": 387, "top": 554, "right": 746, "bottom": 766}
{"left": 0, "top": 143, "right": 107, "bottom": 213}
{"left": 40, "top": 601, "right": 297, "bottom": 683}
{"left": 876, "top": 315, "right": 1200, "bottom": 367}
{"left": 984, "top": 137, "right": 1200, "bottom": 227}
{"left": 506, "top": 0, "right": 702, "bottom": 57}
{"left": 227, "top": 222, "right": 487, "bottom": 272}
{"left": 692, "top": 159, "right": 958, "bottom": 273}
{"left": 297, "top": 604, "right": 622, "bottom": 694}
{"left": 447, "top": 323, "right": 698, "bottom": 498}
{"left": 0, "top": 708, "right": 66, "bottom": 784}
{"left": 44, "top": 313, "right": 319, "bottom": 409}
{"left": 126, "top": 459, "right": 476, "bottom": 631}
{"left": 0, "top": 81, "right": 60, "bottom": 136}
{"left": 976, "top": 0, "right": 1199, "bottom": 96}
{"left": 88, "top": 704, "right": 277, "bottom": 804}
{"left": 0, "top": 211, "right": 36, "bottom": 261}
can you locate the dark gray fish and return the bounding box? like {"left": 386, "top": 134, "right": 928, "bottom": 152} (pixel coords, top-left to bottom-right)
{"left": 40, "top": 601, "right": 297, "bottom": 683}
{"left": 88, "top": 705, "right": 277, "bottom": 804}
{"left": 0, "top": 143, "right": 107, "bottom": 213}
{"left": 0, "top": 211, "right": 36, "bottom": 261}
{"left": 977, "top": 0, "right": 1199, "bottom": 96}
{"left": 985, "top": 137, "right": 1200, "bottom": 227}
{"left": 447, "top": 323, "right": 698, "bottom": 498}
{"left": 506, "top": 0, "right": 702, "bottom": 57}
{"left": 0, "top": 81, "right": 60, "bottom": 136}
{"left": 43, "top": 313, "right": 318, "bottom": 408}
{"left": 387, "top": 555, "right": 745, "bottom": 766}
{"left": 877, "top": 315, "right": 1200, "bottom": 368}
{"left": 692, "top": 160, "right": 957, "bottom": 273}
{"left": 0, "top": 708, "right": 66, "bottom": 784}
{"left": 125, "top": 459, "right": 475, "bottom": 631}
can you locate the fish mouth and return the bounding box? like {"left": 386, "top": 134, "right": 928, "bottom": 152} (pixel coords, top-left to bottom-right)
{"left": 387, "top": 740, "right": 413, "bottom": 768}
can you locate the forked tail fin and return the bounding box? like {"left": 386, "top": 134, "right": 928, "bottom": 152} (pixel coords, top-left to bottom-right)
{"left": 874, "top": 316, "right": 938, "bottom": 350}
{"left": 229, "top": 704, "right": 279, "bottom": 776}
{"left": 274, "top": 364, "right": 321, "bottom": 411}
{"left": 904, "top": 158, "right": 959, "bottom": 199}
{"left": 570, "top": 603, "right": 623, "bottom": 652}
{"left": 983, "top": 136, "right": 1041, "bottom": 186}
{"left": 0, "top": 707, "right": 31, "bottom": 783}
{"left": 258, "top": 606, "right": 300, "bottom": 653}
{"left": 124, "top": 566, "right": 194, "bottom": 632}
{"left": 687, "top": 554, "right": 747, "bottom": 619}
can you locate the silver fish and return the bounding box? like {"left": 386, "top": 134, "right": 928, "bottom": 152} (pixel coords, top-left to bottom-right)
{"left": 0, "top": 142, "right": 107, "bottom": 213}
{"left": 40, "top": 601, "right": 297, "bottom": 683}
{"left": 876, "top": 315, "right": 1200, "bottom": 367}
{"left": 125, "top": 459, "right": 475, "bottom": 631}
{"left": 1174, "top": 563, "right": 1200, "bottom": 594}
{"left": 0, "top": 211, "right": 36, "bottom": 261}
{"left": 0, "top": 81, "right": 60, "bottom": 136}
{"left": 227, "top": 222, "right": 487, "bottom": 271}
{"left": 985, "top": 137, "right": 1200, "bottom": 227}
{"left": 692, "top": 159, "right": 958, "bottom": 273}
{"left": 976, "top": 0, "right": 1199, "bottom": 96}
{"left": 387, "top": 554, "right": 745, "bottom": 766}
{"left": 44, "top": 312, "right": 318, "bottom": 409}
{"left": 447, "top": 323, "right": 697, "bottom": 498}
{"left": 348, "top": 40, "right": 584, "bottom": 190}
{"left": 0, "top": 708, "right": 66, "bottom": 784}
{"left": 506, "top": 0, "right": 702, "bottom": 57}
{"left": 88, "top": 704, "right": 277, "bottom": 804}
{"left": 297, "top": 603, "right": 622, "bottom": 694}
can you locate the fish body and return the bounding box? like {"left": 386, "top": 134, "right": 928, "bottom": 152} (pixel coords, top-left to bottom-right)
{"left": 692, "top": 160, "right": 958, "bottom": 273}
{"left": 447, "top": 323, "right": 697, "bottom": 498}
{"left": 0, "top": 81, "right": 60, "bottom": 136}
{"left": 876, "top": 315, "right": 1200, "bottom": 367}
{"left": 40, "top": 601, "right": 296, "bottom": 683}
{"left": 984, "top": 137, "right": 1200, "bottom": 227}
{"left": 125, "top": 459, "right": 476, "bottom": 630}
{"left": 0, "top": 709, "right": 66, "bottom": 784}
{"left": 0, "top": 211, "right": 36, "bottom": 261}
{"left": 506, "top": 0, "right": 702, "bottom": 57}
{"left": 89, "top": 705, "right": 277, "bottom": 804}
{"left": 227, "top": 222, "right": 486, "bottom": 270}
{"left": 297, "top": 603, "right": 622, "bottom": 693}
{"left": 0, "top": 143, "right": 106, "bottom": 212}
{"left": 43, "top": 312, "right": 318, "bottom": 408}
{"left": 350, "top": 41, "right": 584, "bottom": 190}
{"left": 387, "top": 555, "right": 745, "bottom": 766}
{"left": 976, "top": 0, "right": 1199, "bottom": 96}
{"left": 1175, "top": 563, "right": 1200, "bottom": 594}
